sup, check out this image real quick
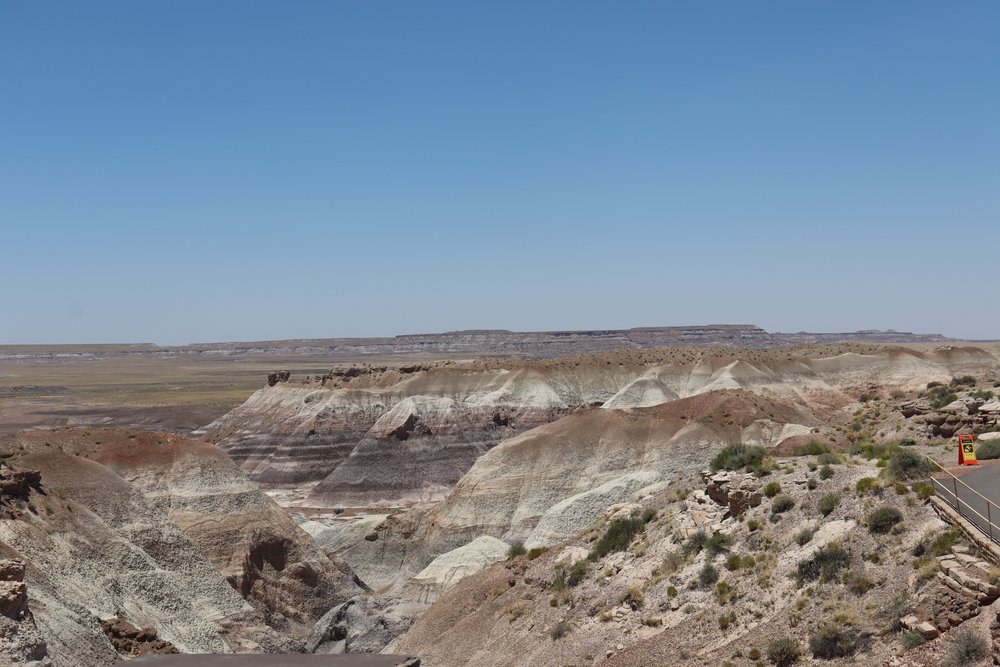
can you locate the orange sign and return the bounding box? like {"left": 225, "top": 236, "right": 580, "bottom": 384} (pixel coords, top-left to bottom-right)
{"left": 958, "top": 434, "right": 977, "bottom": 466}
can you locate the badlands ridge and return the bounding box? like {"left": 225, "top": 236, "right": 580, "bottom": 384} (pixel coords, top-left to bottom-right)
{"left": 2, "top": 342, "right": 1000, "bottom": 665}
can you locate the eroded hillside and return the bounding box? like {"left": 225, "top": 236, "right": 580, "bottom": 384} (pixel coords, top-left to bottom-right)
{"left": 391, "top": 442, "right": 999, "bottom": 667}
{"left": 200, "top": 345, "right": 999, "bottom": 510}
{"left": 0, "top": 429, "right": 370, "bottom": 665}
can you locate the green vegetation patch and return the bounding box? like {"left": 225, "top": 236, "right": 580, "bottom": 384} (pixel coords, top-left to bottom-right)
{"left": 867, "top": 506, "right": 903, "bottom": 534}
{"left": 797, "top": 544, "right": 851, "bottom": 584}
{"left": 771, "top": 494, "right": 795, "bottom": 514}
{"left": 710, "top": 444, "right": 766, "bottom": 472}
{"left": 796, "top": 441, "right": 831, "bottom": 456}
{"left": 887, "top": 449, "right": 931, "bottom": 481}
{"left": 809, "top": 624, "right": 860, "bottom": 659}
{"left": 767, "top": 637, "right": 801, "bottom": 667}
{"left": 588, "top": 514, "right": 645, "bottom": 561}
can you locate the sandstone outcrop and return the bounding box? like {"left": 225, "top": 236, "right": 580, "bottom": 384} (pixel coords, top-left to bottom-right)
{"left": 100, "top": 617, "right": 179, "bottom": 656}
{"left": 702, "top": 470, "right": 763, "bottom": 517}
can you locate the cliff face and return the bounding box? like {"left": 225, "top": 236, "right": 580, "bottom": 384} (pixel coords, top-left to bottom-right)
{"left": 200, "top": 346, "right": 1000, "bottom": 509}
{"left": 0, "top": 429, "right": 367, "bottom": 666}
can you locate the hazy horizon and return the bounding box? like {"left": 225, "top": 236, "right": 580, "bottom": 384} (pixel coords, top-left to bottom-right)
{"left": 3, "top": 2, "right": 998, "bottom": 345}
{"left": 0, "top": 322, "right": 993, "bottom": 349}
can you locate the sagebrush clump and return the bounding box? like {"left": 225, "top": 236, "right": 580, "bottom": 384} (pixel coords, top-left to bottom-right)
{"left": 868, "top": 506, "right": 903, "bottom": 534}
{"left": 589, "top": 514, "right": 645, "bottom": 560}
{"left": 797, "top": 544, "right": 850, "bottom": 584}
{"left": 767, "top": 637, "right": 801, "bottom": 666}
{"left": 711, "top": 444, "right": 766, "bottom": 472}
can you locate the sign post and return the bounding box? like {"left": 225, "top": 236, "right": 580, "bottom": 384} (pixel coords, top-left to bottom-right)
{"left": 958, "top": 434, "right": 978, "bottom": 466}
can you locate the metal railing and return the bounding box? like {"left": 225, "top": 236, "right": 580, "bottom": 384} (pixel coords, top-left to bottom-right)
{"left": 925, "top": 455, "right": 1000, "bottom": 547}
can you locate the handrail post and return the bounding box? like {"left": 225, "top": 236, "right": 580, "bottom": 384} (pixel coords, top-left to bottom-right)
{"left": 989, "top": 502, "right": 993, "bottom": 542}
{"left": 954, "top": 477, "right": 960, "bottom": 514}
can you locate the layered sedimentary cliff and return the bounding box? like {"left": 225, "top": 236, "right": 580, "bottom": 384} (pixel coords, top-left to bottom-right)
{"left": 201, "top": 345, "right": 999, "bottom": 509}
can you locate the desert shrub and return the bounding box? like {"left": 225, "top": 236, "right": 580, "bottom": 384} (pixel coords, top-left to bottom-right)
{"left": 642, "top": 616, "right": 662, "bottom": 627}
{"left": 951, "top": 375, "right": 977, "bottom": 387}
{"left": 809, "top": 623, "right": 859, "bottom": 658}
{"left": 504, "top": 603, "right": 526, "bottom": 622}
{"left": 526, "top": 547, "right": 546, "bottom": 560}
{"left": 566, "top": 559, "right": 590, "bottom": 587}
{"left": 807, "top": 461, "right": 817, "bottom": 471}
{"left": 589, "top": 515, "right": 645, "bottom": 560}
{"left": 807, "top": 478, "right": 818, "bottom": 490}
{"left": 895, "top": 482, "right": 910, "bottom": 495}
{"left": 927, "top": 381, "right": 943, "bottom": 389}
{"left": 844, "top": 569, "right": 874, "bottom": 595}
{"left": 928, "top": 385, "right": 958, "bottom": 409}
{"left": 946, "top": 627, "right": 989, "bottom": 666}
{"left": 901, "top": 630, "right": 926, "bottom": 650}
{"left": 764, "top": 481, "right": 782, "bottom": 498}
{"left": 817, "top": 452, "right": 843, "bottom": 466}
{"left": 507, "top": 541, "right": 526, "bottom": 558}
{"left": 868, "top": 506, "right": 903, "bottom": 534}
{"left": 973, "top": 389, "right": 995, "bottom": 401}
{"left": 817, "top": 492, "right": 840, "bottom": 516}
{"left": 852, "top": 441, "right": 900, "bottom": 461}
{"left": 767, "top": 637, "right": 801, "bottom": 666}
{"left": 913, "top": 528, "right": 958, "bottom": 557}
{"left": 725, "top": 553, "right": 743, "bottom": 571}
{"left": 661, "top": 551, "right": 684, "bottom": 574}
{"left": 771, "top": 494, "right": 795, "bottom": 514}
{"left": 747, "top": 519, "right": 760, "bottom": 532}
{"left": 705, "top": 532, "right": 733, "bottom": 555}
{"left": 914, "top": 482, "right": 935, "bottom": 500}
{"left": 797, "top": 544, "right": 851, "bottom": 584}
{"left": 666, "top": 585, "right": 677, "bottom": 597}
{"left": 887, "top": 450, "right": 931, "bottom": 481}
{"left": 622, "top": 585, "right": 644, "bottom": 609}
{"left": 699, "top": 563, "right": 719, "bottom": 588}
{"left": 819, "top": 465, "right": 834, "bottom": 480}
{"left": 683, "top": 530, "right": 708, "bottom": 555}
{"left": 741, "top": 554, "right": 756, "bottom": 569}
{"left": 797, "top": 441, "right": 831, "bottom": 456}
{"left": 795, "top": 527, "right": 815, "bottom": 546}
{"left": 641, "top": 507, "right": 657, "bottom": 523}
{"left": 977, "top": 440, "right": 1000, "bottom": 460}
{"left": 549, "top": 620, "right": 570, "bottom": 640}
{"left": 551, "top": 565, "right": 566, "bottom": 591}
{"left": 718, "top": 613, "right": 733, "bottom": 630}
{"left": 711, "top": 444, "right": 766, "bottom": 471}
{"left": 899, "top": 438, "right": 917, "bottom": 446}
{"left": 856, "top": 477, "right": 878, "bottom": 494}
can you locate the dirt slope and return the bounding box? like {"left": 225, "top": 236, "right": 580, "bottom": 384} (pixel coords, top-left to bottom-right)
{"left": 390, "top": 448, "right": 973, "bottom": 667}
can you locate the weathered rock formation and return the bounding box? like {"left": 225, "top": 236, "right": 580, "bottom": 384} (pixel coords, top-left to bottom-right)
{"left": 0, "top": 428, "right": 369, "bottom": 666}
{"left": 200, "top": 346, "right": 1000, "bottom": 508}
{"left": 0, "top": 558, "right": 48, "bottom": 666}
{"left": 100, "top": 617, "right": 178, "bottom": 657}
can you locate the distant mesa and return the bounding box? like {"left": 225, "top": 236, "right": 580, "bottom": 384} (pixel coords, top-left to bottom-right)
{"left": 0, "top": 325, "right": 956, "bottom": 363}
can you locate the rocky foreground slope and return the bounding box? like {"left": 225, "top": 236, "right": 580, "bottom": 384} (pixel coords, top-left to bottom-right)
{"left": 390, "top": 443, "right": 999, "bottom": 667}
{"left": 0, "top": 428, "right": 370, "bottom": 665}
{"left": 201, "top": 345, "right": 999, "bottom": 510}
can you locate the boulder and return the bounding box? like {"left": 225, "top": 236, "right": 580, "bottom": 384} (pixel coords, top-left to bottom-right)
{"left": 0, "top": 582, "right": 27, "bottom": 618}
{"left": 0, "top": 560, "right": 25, "bottom": 582}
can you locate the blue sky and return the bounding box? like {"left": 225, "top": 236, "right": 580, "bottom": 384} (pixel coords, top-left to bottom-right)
{"left": 2, "top": 1, "right": 998, "bottom": 344}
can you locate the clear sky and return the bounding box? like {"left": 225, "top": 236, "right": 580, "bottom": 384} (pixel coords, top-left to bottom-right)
{"left": 2, "top": 1, "right": 998, "bottom": 344}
